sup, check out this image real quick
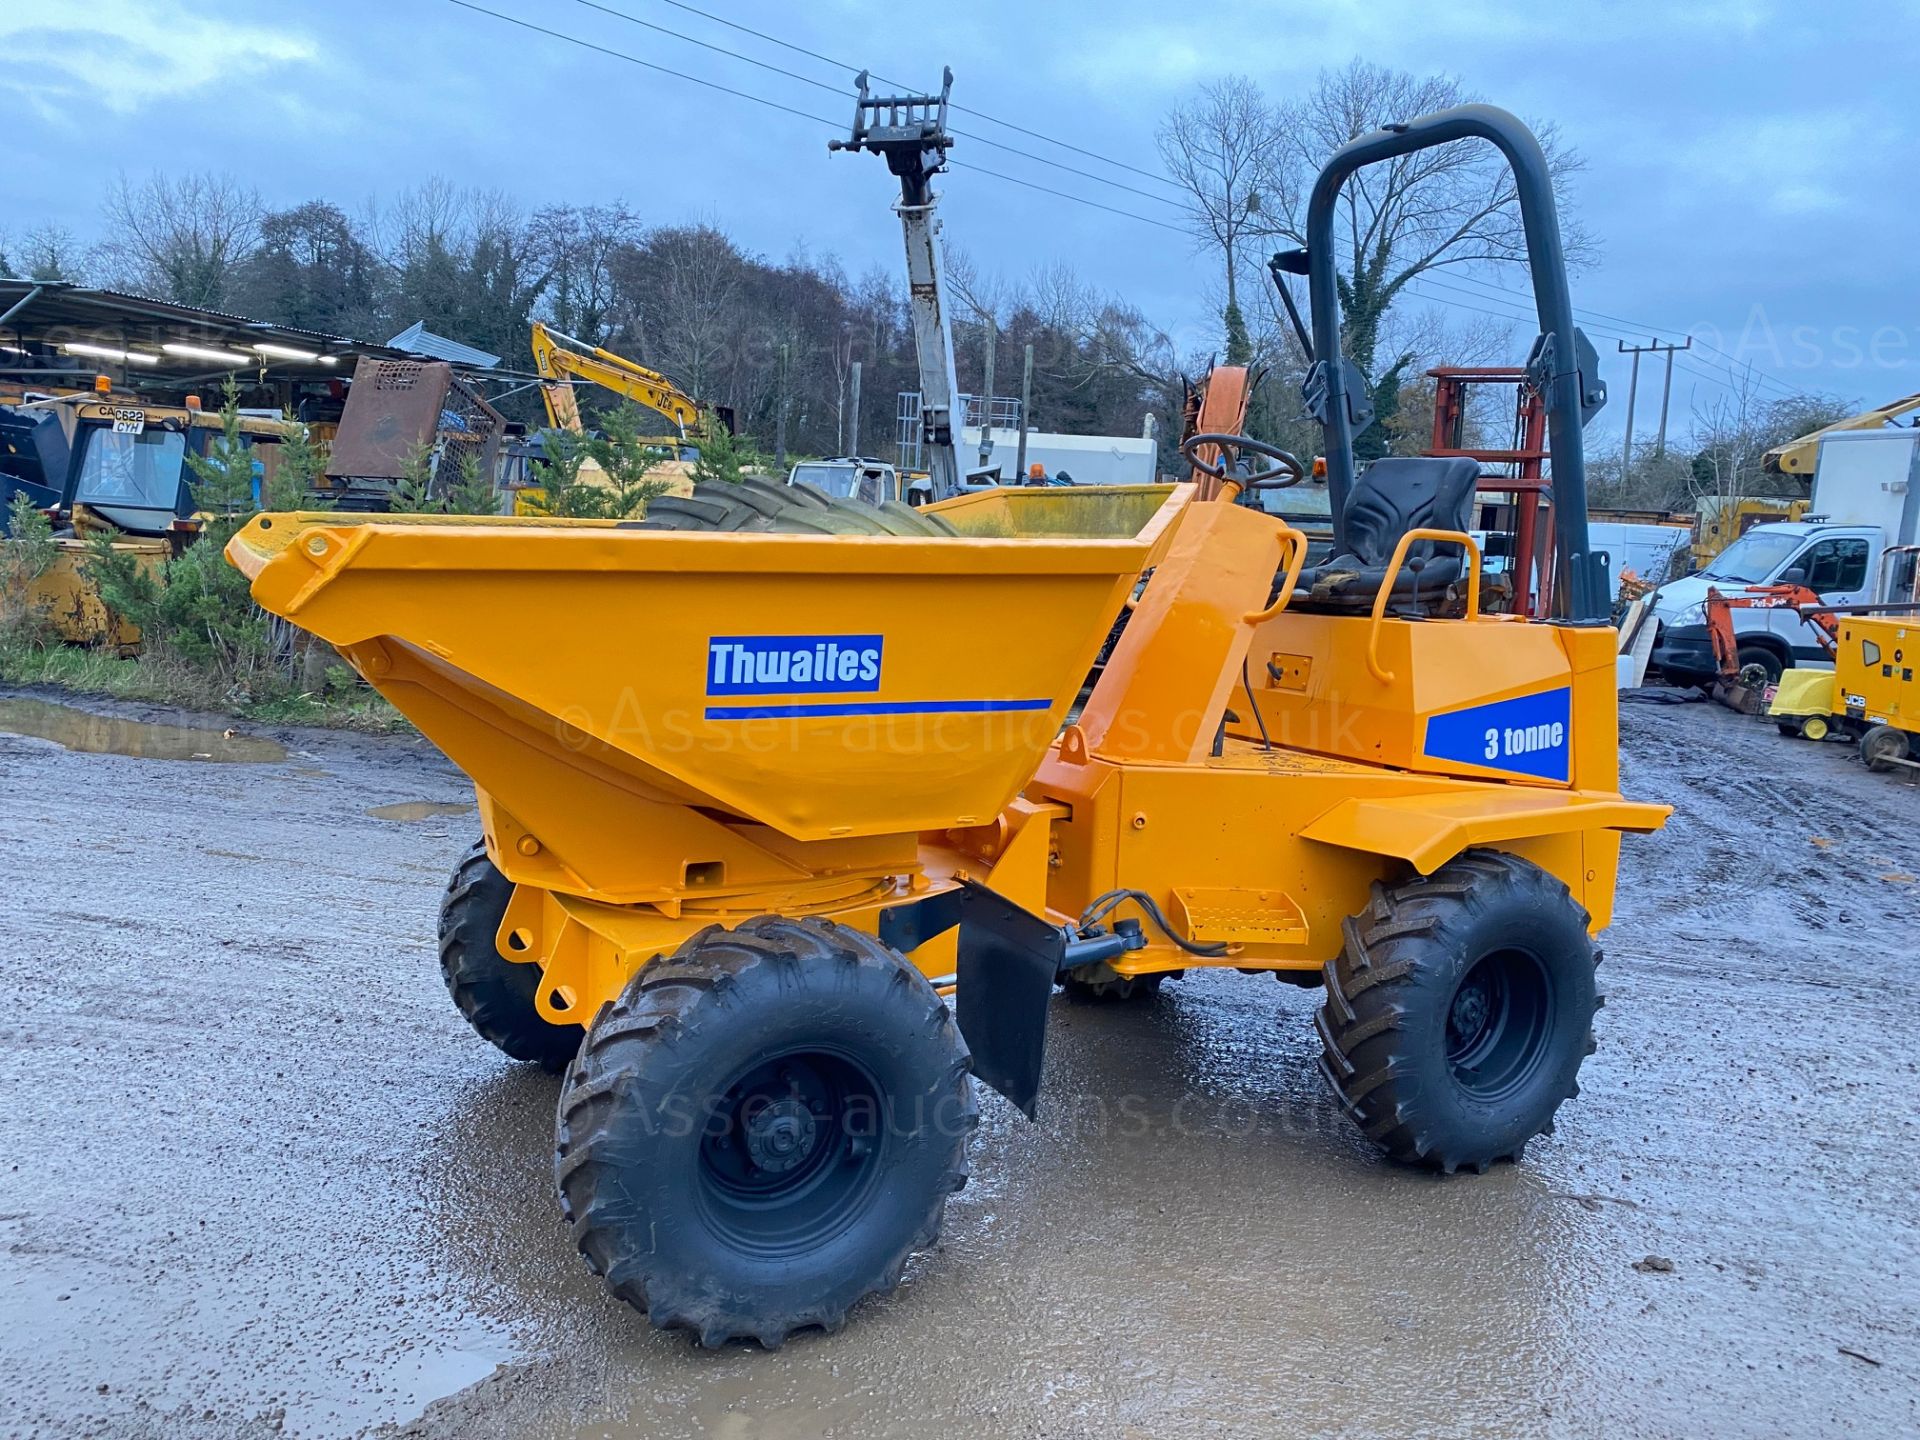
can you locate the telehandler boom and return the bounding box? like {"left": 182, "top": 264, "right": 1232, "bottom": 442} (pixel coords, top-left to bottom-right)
{"left": 230, "top": 96, "right": 1666, "bottom": 1349}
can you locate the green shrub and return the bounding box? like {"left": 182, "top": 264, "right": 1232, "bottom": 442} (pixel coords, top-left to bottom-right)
{"left": 689, "top": 423, "right": 754, "bottom": 486}
{"left": 387, "top": 441, "right": 442, "bottom": 514}
{"left": 444, "top": 451, "right": 500, "bottom": 516}
{"left": 0, "top": 491, "right": 58, "bottom": 644}
{"left": 268, "top": 418, "right": 330, "bottom": 511}
{"left": 526, "top": 406, "right": 669, "bottom": 519}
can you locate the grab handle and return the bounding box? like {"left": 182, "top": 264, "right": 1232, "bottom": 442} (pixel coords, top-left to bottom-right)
{"left": 1242, "top": 524, "right": 1312, "bottom": 625}
{"left": 1366, "top": 528, "right": 1483, "bottom": 684}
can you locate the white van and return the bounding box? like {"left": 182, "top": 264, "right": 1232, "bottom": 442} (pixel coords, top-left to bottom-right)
{"left": 1647, "top": 428, "right": 1920, "bottom": 684}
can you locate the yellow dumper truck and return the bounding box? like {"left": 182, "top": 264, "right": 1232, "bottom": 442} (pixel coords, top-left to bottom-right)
{"left": 230, "top": 102, "right": 1666, "bottom": 1347}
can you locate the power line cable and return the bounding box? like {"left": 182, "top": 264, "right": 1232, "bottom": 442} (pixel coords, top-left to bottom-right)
{"left": 449, "top": 1, "right": 1191, "bottom": 236}
{"left": 949, "top": 162, "right": 1186, "bottom": 233}
{"left": 457, "top": 0, "right": 1800, "bottom": 407}
{"left": 639, "top": 0, "right": 1802, "bottom": 395}
{"left": 1403, "top": 277, "right": 1779, "bottom": 403}
{"left": 447, "top": 0, "right": 844, "bottom": 132}
{"left": 645, "top": 0, "right": 1190, "bottom": 192}
{"left": 1435, "top": 267, "right": 1804, "bottom": 399}
{"left": 573, "top": 0, "right": 1188, "bottom": 210}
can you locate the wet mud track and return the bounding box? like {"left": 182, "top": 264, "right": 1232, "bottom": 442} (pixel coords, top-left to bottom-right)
{"left": 0, "top": 687, "right": 1914, "bottom": 1438}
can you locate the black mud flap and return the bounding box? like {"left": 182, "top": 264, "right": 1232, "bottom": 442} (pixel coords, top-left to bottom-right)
{"left": 879, "top": 880, "right": 1062, "bottom": 1119}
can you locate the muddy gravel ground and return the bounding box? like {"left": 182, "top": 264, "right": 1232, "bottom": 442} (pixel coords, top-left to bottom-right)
{"left": 1, "top": 685, "right": 1915, "bottom": 1439}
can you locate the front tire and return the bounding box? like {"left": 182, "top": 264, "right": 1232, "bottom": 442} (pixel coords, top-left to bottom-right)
{"left": 1736, "top": 644, "right": 1785, "bottom": 688}
{"left": 438, "top": 841, "right": 579, "bottom": 1071}
{"left": 1316, "top": 850, "right": 1599, "bottom": 1174}
{"left": 554, "top": 916, "right": 977, "bottom": 1347}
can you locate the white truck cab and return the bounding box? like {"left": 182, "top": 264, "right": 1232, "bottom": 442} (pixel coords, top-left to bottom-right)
{"left": 1648, "top": 428, "right": 1920, "bottom": 684}
{"left": 787, "top": 457, "right": 932, "bottom": 507}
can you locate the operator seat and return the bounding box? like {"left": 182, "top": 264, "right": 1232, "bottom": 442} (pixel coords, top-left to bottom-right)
{"left": 1287, "top": 454, "right": 1481, "bottom": 613}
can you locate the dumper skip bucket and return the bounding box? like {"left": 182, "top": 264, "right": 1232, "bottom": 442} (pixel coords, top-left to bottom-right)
{"left": 228, "top": 489, "right": 1185, "bottom": 876}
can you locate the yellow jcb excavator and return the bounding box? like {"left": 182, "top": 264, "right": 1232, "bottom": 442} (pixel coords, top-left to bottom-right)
{"left": 525, "top": 322, "right": 735, "bottom": 506}
{"left": 529, "top": 321, "right": 733, "bottom": 441}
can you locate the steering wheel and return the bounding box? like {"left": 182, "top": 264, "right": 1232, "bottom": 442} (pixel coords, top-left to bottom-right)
{"left": 1179, "top": 432, "right": 1307, "bottom": 490}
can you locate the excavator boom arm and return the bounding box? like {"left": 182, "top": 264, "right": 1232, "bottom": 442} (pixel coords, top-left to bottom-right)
{"left": 529, "top": 321, "right": 704, "bottom": 437}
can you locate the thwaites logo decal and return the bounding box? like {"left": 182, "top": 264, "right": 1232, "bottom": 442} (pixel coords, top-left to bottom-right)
{"left": 707, "top": 634, "right": 883, "bottom": 697}
{"left": 702, "top": 633, "right": 1052, "bottom": 721}
{"left": 1422, "top": 687, "right": 1572, "bottom": 782}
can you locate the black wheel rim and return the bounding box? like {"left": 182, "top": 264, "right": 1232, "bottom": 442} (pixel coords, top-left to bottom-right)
{"left": 1445, "top": 948, "right": 1554, "bottom": 1101}
{"left": 696, "top": 1049, "right": 886, "bottom": 1256}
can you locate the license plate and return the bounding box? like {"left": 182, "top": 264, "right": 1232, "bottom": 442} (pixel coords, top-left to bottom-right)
{"left": 111, "top": 408, "right": 145, "bottom": 435}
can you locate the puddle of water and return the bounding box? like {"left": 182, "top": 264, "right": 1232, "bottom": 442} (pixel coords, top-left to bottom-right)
{"left": 368, "top": 800, "right": 475, "bottom": 822}
{"left": 0, "top": 697, "right": 286, "bottom": 763}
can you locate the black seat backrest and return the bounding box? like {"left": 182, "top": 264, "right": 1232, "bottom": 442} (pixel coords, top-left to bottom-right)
{"left": 1342, "top": 455, "right": 1481, "bottom": 567}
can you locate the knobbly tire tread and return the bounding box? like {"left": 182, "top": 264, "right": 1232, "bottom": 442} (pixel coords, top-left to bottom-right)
{"left": 1315, "top": 849, "right": 1600, "bottom": 1175}
{"left": 553, "top": 915, "right": 978, "bottom": 1348}
{"left": 437, "top": 840, "right": 579, "bottom": 1072}
{"left": 632, "top": 480, "right": 959, "bottom": 536}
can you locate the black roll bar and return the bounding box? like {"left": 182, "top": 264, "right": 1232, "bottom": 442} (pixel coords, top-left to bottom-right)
{"left": 1297, "top": 104, "right": 1609, "bottom": 622}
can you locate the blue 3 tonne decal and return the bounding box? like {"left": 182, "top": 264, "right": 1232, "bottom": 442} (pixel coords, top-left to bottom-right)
{"left": 1421, "top": 687, "right": 1572, "bottom": 782}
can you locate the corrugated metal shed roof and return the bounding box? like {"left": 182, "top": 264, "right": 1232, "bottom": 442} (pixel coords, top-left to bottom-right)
{"left": 386, "top": 321, "right": 501, "bottom": 369}
{"left": 0, "top": 278, "right": 383, "bottom": 351}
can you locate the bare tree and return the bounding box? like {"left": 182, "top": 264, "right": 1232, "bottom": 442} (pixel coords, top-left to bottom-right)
{"left": 1160, "top": 61, "right": 1587, "bottom": 459}
{"left": 537, "top": 203, "right": 643, "bottom": 343}
{"left": 1156, "top": 76, "right": 1279, "bottom": 363}
{"left": 1263, "top": 62, "right": 1586, "bottom": 409}
{"left": 100, "top": 171, "right": 262, "bottom": 307}
{"left": 1688, "top": 374, "right": 1856, "bottom": 511}
{"left": 616, "top": 224, "right": 746, "bottom": 404}
{"left": 2, "top": 224, "right": 89, "bottom": 282}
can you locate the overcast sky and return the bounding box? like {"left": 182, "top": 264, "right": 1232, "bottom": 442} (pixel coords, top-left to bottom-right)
{"left": 6, "top": 0, "right": 1916, "bottom": 442}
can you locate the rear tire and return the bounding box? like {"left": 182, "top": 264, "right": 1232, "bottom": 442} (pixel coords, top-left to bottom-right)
{"left": 1799, "top": 714, "right": 1831, "bottom": 742}
{"left": 554, "top": 916, "right": 976, "bottom": 1347}
{"left": 438, "top": 841, "right": 579, "bottom": 1072}
{"left": 1862, "top": 723, "right": 1909, "bottom": 772}
{"left": 1316, "top": 850, "right": 1599, "bottom": 1174}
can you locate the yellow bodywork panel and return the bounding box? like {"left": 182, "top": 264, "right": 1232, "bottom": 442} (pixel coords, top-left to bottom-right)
{"left": 227, "top": 490, "right": 1186, "bottom": 902}
{"left": 1241, "top": 610, "right": 1624, "bottom": 791}
{"left": 929, "top": 483, "right": 1179, "bottom": 540}
{"left": 1031, "top": 735, "right": 1653, "bottom": 978}
{"left": 1831, "top": 617, "right": 1920, "bottom": 728}
{"left": 1769, "top": 668, "right": 1837, "bottom": 720}
{"left": 1298, "top": 788, "right": 1663, "bottom": 875}
{"left": 29, "top": 539, "right": 161, "bottom": 651}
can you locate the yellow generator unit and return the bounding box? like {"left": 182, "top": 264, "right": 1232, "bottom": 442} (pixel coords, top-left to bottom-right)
{"left": 230, "top": 98, "right": 1667, "bottom": 1348}
{"left": 1771, "top": 614, "right": 1920, "bottom": 770}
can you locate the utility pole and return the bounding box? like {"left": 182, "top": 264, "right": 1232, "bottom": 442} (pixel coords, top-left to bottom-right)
{"left": 847, "top": 360, "right": 861, "bottom": 457}
{"left": 774, "top": 341, "right": 789, "bottom": 471}
{"left": 1653, "top": 335, "right": 1692, "bottom": 461}
{"left": 977, "top": 316, "right": 997, "bottom": 475}
{"left": 1618, "top": 337, "right": 1691, "bottom": 480}
{"left": 1014, "top": 343, "right": 1033, "bottom": 484}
